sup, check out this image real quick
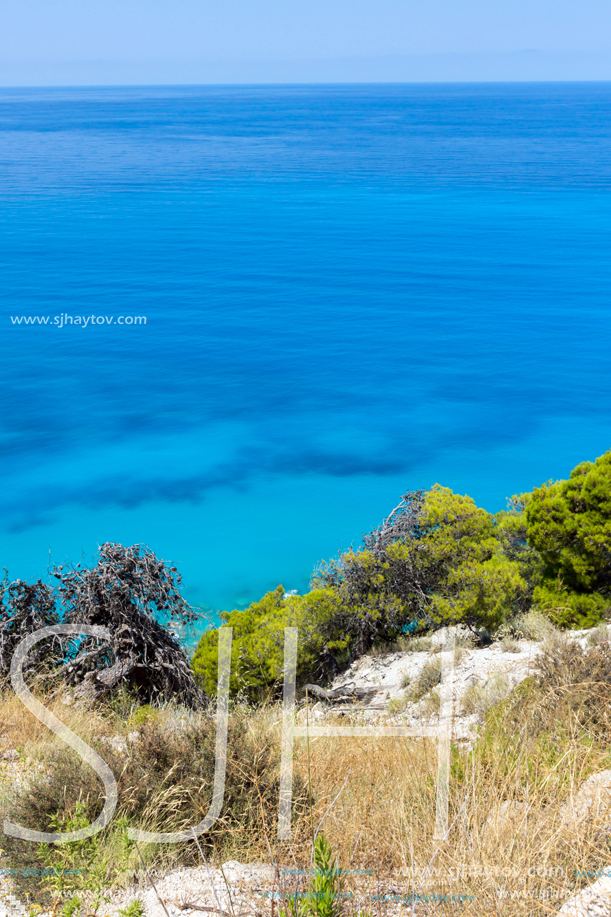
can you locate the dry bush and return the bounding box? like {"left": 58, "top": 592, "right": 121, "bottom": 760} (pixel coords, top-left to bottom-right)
{"left": 508, "top": 609, "right": 558, "bottom": 642}
{"left": 2, "top": 701, "right": 306, "bottom": 905}
{"left": 406, "top": 636, "right": 434, "bottom": 653}
{"left": 419, "top": 690, "right": 441, "bottom": 717}
{"left": 386, "top": 694, "right": 410, "bottom": 716}
{"left": 409, "top": 658, "right": 442, "bottom": 701}
{"left": 455, "top": 632, "right": 477, "bottom": 649}
{"left": 587, "top": 624, "right": 611, "bottom": 646}
{"left": 7, "top": 638, "right": 611, "bottom": 916}
{"left": 282, "top": 640, "right": 611, "bottom": 916}
{"left": 500, "top": 636, "right": 521, "bottom": 653}
{"left": 461, "top": 675, "right": 512, "bottom": 717}
{"left": 366, "top": 632, "right": 434, "bottom": 657}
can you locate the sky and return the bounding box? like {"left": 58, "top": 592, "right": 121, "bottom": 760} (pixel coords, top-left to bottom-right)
{"left": 0, "top": 0, "right": 610, "bottom": 85}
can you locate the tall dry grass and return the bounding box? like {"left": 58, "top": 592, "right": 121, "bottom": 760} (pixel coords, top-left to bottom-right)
{"left": 3, "top": 636, "right": 611, "bottom": 914}
{"left": 0, "top": 688, "right": 116, "bottom": 757}
{"left": 278, "top": 636, "right": 611, "bottom": 915}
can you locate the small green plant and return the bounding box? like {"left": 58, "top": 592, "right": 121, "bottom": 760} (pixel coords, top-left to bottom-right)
{"left": 280, "top": 834, "right": 342, "bottom": 917}
{"left": 387, "top": 694, "right": 409, "bottom": 716}
{"left": 127, "top": 703, "right": 155, "bottom": 727}
{"left": 400, "top": 671, "right": 411, "bottom": 689}
{"left": 118, "top": 899, "right": 146, "bottom": 917}
{"left": 61, "top": 895, "right": 81, "bottom": 917}
{"left": 37, "top": 804, "right": 126, "bottom": 913}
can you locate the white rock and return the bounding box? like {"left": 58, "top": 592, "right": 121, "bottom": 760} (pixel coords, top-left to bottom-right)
{"left": 560, "top": 771, "right": 611, "bottom": 826}
{"left": 558, "top": 876, "right": 611, "bottom": 916}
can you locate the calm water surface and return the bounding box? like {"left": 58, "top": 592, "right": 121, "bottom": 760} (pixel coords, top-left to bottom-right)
{"left": 1, "top": 83, "right": 610, "bottom": 633}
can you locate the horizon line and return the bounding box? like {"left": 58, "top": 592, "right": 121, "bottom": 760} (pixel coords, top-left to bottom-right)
{"left": 2, "top": 78, "right": 611, "bottom": 90}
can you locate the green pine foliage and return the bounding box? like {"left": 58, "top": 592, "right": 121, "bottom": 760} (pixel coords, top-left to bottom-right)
{"left": 526, "top": 450, "right": 611, "bottom": 626}
{"left": 190, "top": 586, "right": 346, "bottom": 699}
{"left": 191, "top": 451, "right": 611, "bottom": 699}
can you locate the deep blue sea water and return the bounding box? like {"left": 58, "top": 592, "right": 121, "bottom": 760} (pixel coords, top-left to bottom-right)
{"left": 1, "top": 83, "right": 611, "bottom": 638}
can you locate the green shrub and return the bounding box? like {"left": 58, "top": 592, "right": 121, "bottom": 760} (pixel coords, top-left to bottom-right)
{"left": 526, "top": 451, "right": 611, "bottom": 590}
{"left": 533, "top": 579, "right": 609, "bottom": 629}
{"left": 3, "top": 708, "right": 307, "bottom": 906}
{"left": 524, "top": 450, "right": 611, "bottom": 627}
{"left": 191, "top": 587, "right": 347, "bottom": 700}
{"left": 315, "top": 486, "right": 528, "bottom": 648}
{"left": 118, "top": 900, "right": 146, "bottom": 917}
{"left": 280, "top": 834, "right": 343, "bottom": 917}
{"left": 430, "top": 552, "right": 527, "bottom": 633}
{"left": 192, "top": 453, "right": 611, "bottom": 703}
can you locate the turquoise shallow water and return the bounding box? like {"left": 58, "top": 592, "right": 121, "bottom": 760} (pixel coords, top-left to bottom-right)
{"left": 1, "top": 83, "right": 611, "bottom": 635}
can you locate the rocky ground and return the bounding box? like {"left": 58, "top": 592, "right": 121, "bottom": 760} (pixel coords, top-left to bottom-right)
{"left": 2, "top": 624, "right": 611, "bottom": 917}
{"left": 298, "top": 625, "right": 577, "bottom": 745}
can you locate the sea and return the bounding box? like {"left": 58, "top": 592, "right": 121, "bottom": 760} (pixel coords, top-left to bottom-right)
{"left": 1, "top": 82, "right": 611, "bottom": 642}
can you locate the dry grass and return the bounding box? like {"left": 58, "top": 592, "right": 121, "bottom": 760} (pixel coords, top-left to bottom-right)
{"left": 461, "top": 675, "right": 512, "bottom": 716}
{"left": 0, "top": 687, "right": 115, "bottom": 759}
{"left": 499, "top": 609, "right": 558, "bottom": 643}
{"left": 500, "top": 636, "right": 521, "bottom": 653}
{"left": 409, "top": 657, "right": 442, "bottom": 701}
{"left": 419, "top": 689, "right": 441, "bottom": 716}
{"left": 386, "top": 694, "right": 409, "bottom": 716}
{"left": 455, "top": 632, "right": 477, "bottom": 649}
{"left": 284, "top": 641, "right": 611, "bottom": 915}
{"left": 587, "top": 624, "right": 611, "bottom": 646}
{"left": 405, "top": 636, "right": 434, "bottom": 653}
{"left": 5, "top": 638, "right": 611, "bottom": 915}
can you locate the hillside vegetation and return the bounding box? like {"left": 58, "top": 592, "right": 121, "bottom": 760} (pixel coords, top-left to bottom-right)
{"left": 3, "top": 632, "right": 611, "bottom": 915}
{"left": 2, "top": 448, "right": 611, "bottom": 915}
{"left": 192, "top": 449, "right": 611, "bottom": 699}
